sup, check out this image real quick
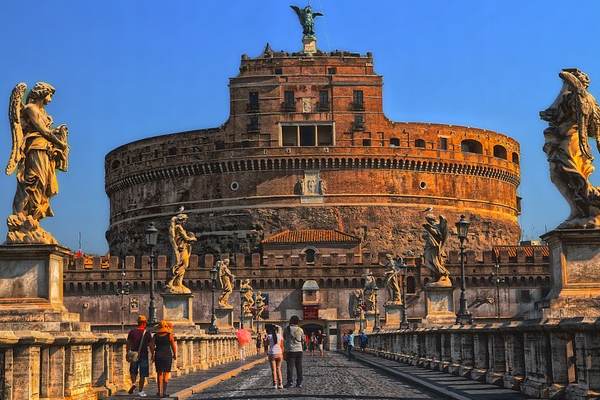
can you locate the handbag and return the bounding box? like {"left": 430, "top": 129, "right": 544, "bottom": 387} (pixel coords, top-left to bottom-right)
{"left": 126, "top": 329, "right": 146, "bottom": 363}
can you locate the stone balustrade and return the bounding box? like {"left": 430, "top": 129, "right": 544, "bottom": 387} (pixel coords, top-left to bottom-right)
{"left": 0, "top": 330, "right": 256, "bottom": 400}
{"left": 364, "top": 319, "right": 600, "bottom": 400}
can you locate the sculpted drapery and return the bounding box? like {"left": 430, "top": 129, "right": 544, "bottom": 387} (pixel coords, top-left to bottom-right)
{"left": 382, "top": 254, "right": 402, "bottom": 304}
{"left": 540, "top": 68, "right": 600, "bottom": 229}
{"left": 165, "top": 211, "right": 197, "bottom": 294}
{"left": 5, "top": 82, "right": 69, "bottom": 244}
{"left": 217, "top": 259, "right": 235, "bottom": 308}
{"left": 240, "top": 279, "right": 255, "bottom": 316}
{"left": 422, "top": 214, "right": 451, "bottom": 287}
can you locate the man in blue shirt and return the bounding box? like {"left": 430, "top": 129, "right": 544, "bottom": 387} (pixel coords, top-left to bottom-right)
{"left": 347, "top": 330, "right": 355, "bottom": 360}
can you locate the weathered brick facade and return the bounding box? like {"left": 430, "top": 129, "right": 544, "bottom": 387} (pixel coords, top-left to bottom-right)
{"left": 105, "top": 46, "right": 521, "bottom": 258}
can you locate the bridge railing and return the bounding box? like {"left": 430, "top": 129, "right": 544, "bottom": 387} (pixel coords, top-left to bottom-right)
{"left": 365, "top": 319, "right": 600, "bottom": 399}
{"left": 0, "top": 330, "right": 255, "bottom": 400}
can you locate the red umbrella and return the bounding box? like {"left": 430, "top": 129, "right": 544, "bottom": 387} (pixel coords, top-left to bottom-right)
{"left": 236, "top": 328, "right": 252, "bottom": 345}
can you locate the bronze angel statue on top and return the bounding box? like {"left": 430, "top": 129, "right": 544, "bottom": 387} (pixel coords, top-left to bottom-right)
{"left": 290, "top": 5, "right": 323, "bottom": 38}
{"left": 5, "top": 82, "right": 69, "bottom": 244}
{"left": 540, "top": 68, "right": 600, "bottom": 229}
{"left": 422, "top": 214, "right": 451, "bottom": 287}
{"left": 165, "top": 208, "right": 197, "bottom": 294}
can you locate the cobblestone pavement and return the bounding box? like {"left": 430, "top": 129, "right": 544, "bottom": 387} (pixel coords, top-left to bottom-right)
{"left": 191, "top": 351, "right": 435, "bottom": 400}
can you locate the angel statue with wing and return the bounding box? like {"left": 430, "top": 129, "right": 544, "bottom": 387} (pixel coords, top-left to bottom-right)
{"left": 381, "top": 254, "right": 402, "bottom": 304}
{"left": 5, "top": 82, "right": 69, "bottom": 244}
{"left": 290, "top": 5, "right": 323, "bottom": 38}
{"left": 540, "top": 68, "right": 600, "bottom": 228}
{"left": 165, "top": 209, "right": 197, "bottom": 294}
{"left": 422, "top": 214, "right": 451, "bottom": 287}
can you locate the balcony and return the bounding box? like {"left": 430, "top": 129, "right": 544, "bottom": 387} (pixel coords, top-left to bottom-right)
{"left": 246, "top": 103, "right": 260, "bottom": 113}
{"left": 351, "top": 102, "right": 365, "bottom": 111}
{"left": 246, "top": 122, "right": 260, "bottom": 133}
{"left": 281, "top": 102, "right": 296, "bottom": 112}
{"left": 352, "top": 121, "right": 365, "bottom": 131}
{"left": 317, "top": 101, "right": 330, "bottom": 112}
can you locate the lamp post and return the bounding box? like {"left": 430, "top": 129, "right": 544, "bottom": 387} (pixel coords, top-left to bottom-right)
{"left": 455, "top": 215, "right": 473, "bottom": 325}
{"left": 208, "top": 263, "right": 219, "bottom": 334}
{"left": 239, "top": 284, "right": 244, "bottom": 329}
{"left": 490, "top": 261, "right": 504, "bottom": 320}
{"left": 397, "top": 257, "right": 409, "bottom": 328}
{"left": 145, "top": 222, "right": 158, "bottom": 325}
{"left": 373, "top": 282, "right": 380, "bottom": 332}
{"left": 115, "top": 262, "right": 131, "bottom": 332}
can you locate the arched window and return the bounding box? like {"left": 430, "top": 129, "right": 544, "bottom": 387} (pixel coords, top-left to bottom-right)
{"left": 512, "top": 152, "right": 520, "bottom": 164}
{"left": 390, "top": 138, "right": 400, "bottom": 147}
{"left": 493, "top": 145, "right": 507, "bottom": 159}
{"left": 461, "top": 139, "right": 483, "bottom": 154}
{"left": 304, "top": 248, "right": 316, "bottom": 263}
{"left": 414, "top": 139, "right": 426, "bottom": 148}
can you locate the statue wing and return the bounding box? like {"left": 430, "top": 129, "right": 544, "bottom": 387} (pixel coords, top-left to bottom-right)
{"left": 313, "top": 12, "right": 324, "bottom": 17}
{"left": 5, "top": 83, "right": 27, "bottom": 175}
{"left": 290, "top": 5, "right": 304, "bottom": 22}
{"left": 439, "top": 215, "right": 448, "bottom": 245}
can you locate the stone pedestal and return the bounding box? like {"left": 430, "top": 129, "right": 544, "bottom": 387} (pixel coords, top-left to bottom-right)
{"left": 0, "top": 244, "right": 86, "bottom": 331}
{"left": 536, "top": 229, "right": 600, "bottom": 318}
{"left": 303, "top": 36, "right": 317, "bottom": 54}
{"left": 161, "top": 293, "right": 194, "bottom": 327}
{"left": 364, "top": 311, "right": 376, "bottom": 332}
{"left": 215, "top": 307, "right": 234, "bottom": 332}
{"left": 241, "top": 314, "right": 254, "bottom": 331}
{"left": 423, "top": 286, "right": 455, "bottom": 325}
{"left": 383, "top": 303, "right": 403, "bottom": 329}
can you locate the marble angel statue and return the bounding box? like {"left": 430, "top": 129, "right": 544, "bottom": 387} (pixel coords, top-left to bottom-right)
{"left": 5, "top": 82, "right": 69, "bottom": 244}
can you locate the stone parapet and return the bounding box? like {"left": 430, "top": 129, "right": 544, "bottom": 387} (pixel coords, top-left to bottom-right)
{"left": 0, "top": 330, "right": 256, "bottom": 400}
{"left": 365, "top": 319, "right": 600, "bottom": 400}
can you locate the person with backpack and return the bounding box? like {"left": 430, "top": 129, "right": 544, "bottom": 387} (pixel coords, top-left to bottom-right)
{"left": 359, "top": 331, "right": 368, "bottom": 352}
{"left": 347, "top": 330, "right": 356, "bottom": 360}
{"left": 283, "top": 315, "right": 305, "bottom": 388}
{"left": 126, "top": 315, "right": 153, "bottom": 397}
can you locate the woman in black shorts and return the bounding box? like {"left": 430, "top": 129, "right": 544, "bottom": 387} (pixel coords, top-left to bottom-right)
{"left": 151, "top": 320, "right": 177, "bottom": 397}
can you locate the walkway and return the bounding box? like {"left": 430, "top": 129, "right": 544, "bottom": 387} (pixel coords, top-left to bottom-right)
{"left": 110, "top": 355, "right": 266, "bottom": 400}
{"left": 352, "top": 351, "right": 534, "bottom": 400}
{"left": 191, "top": 351, "right": 437, "bottom": 399}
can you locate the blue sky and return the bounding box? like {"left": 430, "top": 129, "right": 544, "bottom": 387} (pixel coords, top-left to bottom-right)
{"left": 0, "top": 1, "right": 599, "bottom": 253}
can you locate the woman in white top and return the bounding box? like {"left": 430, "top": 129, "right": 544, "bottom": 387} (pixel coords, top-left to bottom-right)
{"left": 267, "top": 325, "right": 284, "bottom": 389}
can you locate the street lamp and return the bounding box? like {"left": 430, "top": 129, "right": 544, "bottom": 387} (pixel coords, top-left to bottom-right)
{"left": 239, "top": 284, "right": 244, "bottom": 329}
{"left": 490, "top": 261, "right": 504, "bottom": 320}
{"left": 208, "top": 263, "right": 219, "bottom": 334}
{"left": 145, "top": 222, "right": 158, "bottom": 325}
{"left": 397, "top": 257, "right": 409, "bottom": 328}
{"left": 373, "top": 281, "right": 380, "bottom": 332}
{"left": 115, "top": 261, "right": 131, "bottom": 332}
{"left": 455, "top": 215, "right": 473, "bottom": 324}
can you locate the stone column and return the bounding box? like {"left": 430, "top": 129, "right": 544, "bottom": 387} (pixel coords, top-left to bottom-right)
{"left": 64, "top": 343, "right": 93, "bottom": 398}
{"left": 449, "top": 333, "right": 462, "bottom": 375}
{"left": 486, "top": 333, "right": 506, "bottom": 385}
{"left": 111, "top": 340, "right": 130, "bottom": 391}
{"left": 2, "top": 347, "right": 15, "bottom": 400}
{"left": 472, "top": 333, "right": 488, "bottom": 381}
{"left": 569, "top": 331, "right": 600, "bottom": 399}
{"left": 199, "top": 338, "right": 209, "bottom": 370}
{"left": 522, "top": 332, "right": 551, "bottom": 398}
{"left": 440, "top": 333, "right": 451, "bottom": 372}
{"left": 13, "top": 345, "right": 41, "bottom": 400}
{"left": 503, "top": 332, "right": 525, "bottom": 390}
{"left": 460, "top": 332, "right": 474, "bottom": 377}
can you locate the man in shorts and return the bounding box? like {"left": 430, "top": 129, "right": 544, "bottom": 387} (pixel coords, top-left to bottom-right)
{"left": 127, "top": 315, "right": 153, "bottom": 397}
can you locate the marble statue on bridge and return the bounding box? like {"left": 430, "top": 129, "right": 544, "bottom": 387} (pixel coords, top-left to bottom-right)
{"left": 540, "top": 68, "right": 600, "bottom": 229}
{"left": 217, "top": 258, "right": 235, "bottom": 308}
{"left": 240, "top": 278, "right": 255, "bottom": 316}
{"left": 5, "top": 82, "right": 69, "bottom": 245}
{"left": 381, "top": 254, "right": 402, "bottom": 304}
{"left": 165, "top": 209, "right": 197, "bottom": 294}
{"left": 254, "top": 291, "right": 266, "bottom": 320}
{"left": 362, "top": 271, "right": 378, "bottom": 312}
{"left": 422, "top": 214, "right": 451, "bottom": 287}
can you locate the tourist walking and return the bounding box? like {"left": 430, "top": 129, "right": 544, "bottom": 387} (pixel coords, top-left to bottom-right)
{"left": 342, "top": 332, "right": 348, "bottom": 351}
{"left": 126, "top": 315, "right": 153, "bottom": 397}
{"left": 267, "top": 325, "right": 284, "bottom": 389}
{"left": 256, "top": 331, "right": 263, "bottom": 354}
{"left": 263, "top": 330, "right": 269, "bottom": 355}
{"left": 309, "top": 333, "right": 316, "bottom": 356}
{"left": 283, "top": 315, "right": 305, "bottom": 388}
{"left": 151, "top": 320, "right": 177, "bottom": 398}
{"left": 347, "top": 330, "right": 356, "bottom": 360}
{"left": 316, "top": 329, "right": 325, "bottom": 356}
{"left": 359, "top": 331, "right": 368, "bottom": 352}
